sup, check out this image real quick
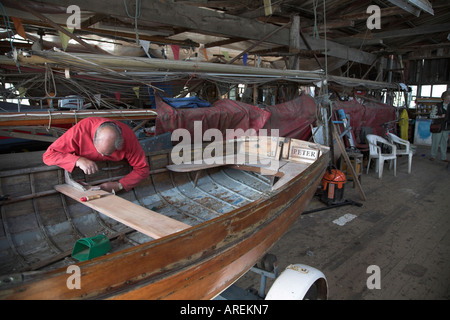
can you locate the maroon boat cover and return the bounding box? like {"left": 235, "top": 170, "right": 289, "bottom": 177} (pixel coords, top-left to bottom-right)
{"left": 155, "top": 93, "right": 396, "bottom": 144}
{"left": 263, "top": 94, "right": 317, "bottom": 140}
{"left": 333, "top": 99, "right": 397, "bottom": 148}
{"left": 155, "top": 94, "right": 271, "bottom": 138}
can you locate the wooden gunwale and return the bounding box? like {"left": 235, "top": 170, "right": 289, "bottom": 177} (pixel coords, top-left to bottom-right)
{"left": 0, "top": 141, "right": 328, "bottom": 300}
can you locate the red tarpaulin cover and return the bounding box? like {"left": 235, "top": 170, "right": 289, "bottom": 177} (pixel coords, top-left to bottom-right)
{"left": 263, "top": 94, "right": 318, "bottom": 140}
{"left": 155, "top": 94, "right": 396, "bottom": 145}
{"left": 155, "top": 94, "right": 271, "bottom": 138}
{"left": 333, "top": 99, "right": 397, "bottom": 148}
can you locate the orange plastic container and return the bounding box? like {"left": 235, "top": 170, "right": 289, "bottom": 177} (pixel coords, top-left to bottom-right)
{"left": 321, "top": 169, "right": 347, "bottom": 205}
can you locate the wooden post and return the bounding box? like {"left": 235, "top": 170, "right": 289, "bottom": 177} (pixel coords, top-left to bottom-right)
{"left": 289, "top": 15, "right": 300, "bottom": 70}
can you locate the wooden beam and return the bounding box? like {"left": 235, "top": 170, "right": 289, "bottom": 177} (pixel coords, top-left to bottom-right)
{"left": 9, "top": 0, "right": 109, "bottom": 55}
{"left": 369, "top": 23, "right": 450, "bottom": 40}
{"left": 33, "top": 0, "right": 380, "bottom": 66}
{"left": 0, "top": 108, "right": 157, "bottom": 127}
{"left": 299, "top": 30, "right": 324, "bottom": 70}
{"left": 302, "top": 20, "right": 355, "bottom": 34}
{"left": 334, "top": 37, "right": 384, "bottom": 48}
{"left": 336, "top": 23, "right": 450, "bottom": 47}
{"left": 204, "top": 37, "right": 246, "bottom": 49}
{"left": 386, "top": 0, "right": 422, "bottom": 16}
{"left": 0, "top": 129, "right": 57, "bottom": 142}
{"left": 238, "top": 2, "right": 282, "bottom": 19}
{"left": 227, "top": 22, "right": 290, "bottom": 65}
{"left": 82, "top": 27, "right": 196, "bottom": 47}
{"left": 4, "top": 16, "right": 196, "bottom": 48}
{"left": 80, "top": 13, "right": 109, "bottom": 28}
{"left": 6, "top": 51, "right": 399, "bottom": 90}
{"left": 289, "top": 16, "right": 300, "bottom": 70}
{"left": 340, "top": 6, "right": 414, "bottom": 20}
{"left": 409, "top": 0, "right": 434, "bottom": 15}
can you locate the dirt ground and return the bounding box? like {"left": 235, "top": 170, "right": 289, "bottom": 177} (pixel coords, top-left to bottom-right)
{"left": 234, "top": 145, "right": 450, "bottom": 300}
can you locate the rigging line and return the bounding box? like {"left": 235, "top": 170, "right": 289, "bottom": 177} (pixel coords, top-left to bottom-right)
{"left": 312, "top": 0, "right": 319, "bottom": 39}
{"left": 343, "top": 28, "right": 371, "bottom": 77}
{"left": 0, "top": 3, "right": 21, "bottom": 72}
{"left": 123, "top": 0, "right": 141, "bottom": 45}
{"left": 50, "top": 48, "right": 164, "bottom": 93}
{"left": 44, "top": 64, "right": 57, "bottom": 97}
{"left": 5, "top": 75, "right": 41, "bottom": 99}
{"left": 323, "top": 0, "right": 328, "bottom": 96}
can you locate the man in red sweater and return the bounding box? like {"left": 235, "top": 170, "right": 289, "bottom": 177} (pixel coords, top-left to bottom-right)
{"left": 43, "top": 117, "right": 149, "bottom": 192}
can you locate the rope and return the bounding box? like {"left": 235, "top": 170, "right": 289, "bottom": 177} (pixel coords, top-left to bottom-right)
{"left": 0, "top": 3, "right": 21, "bottom": 72}
{"left": 123, "top": 0, "right": 141, "bottom": 45}
{"left": 323, "top": 0, "right": 328, "bottom": 97}
{"left": 44, "top": 64, "right": 57, "bottom": 97}
{"left": 312, "top": 0, "right": 319, "bottom": 39}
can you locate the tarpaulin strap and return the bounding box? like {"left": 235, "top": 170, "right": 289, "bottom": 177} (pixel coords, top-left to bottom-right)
{"left": 47, "top": 109, "right": 52, "bottom": 130}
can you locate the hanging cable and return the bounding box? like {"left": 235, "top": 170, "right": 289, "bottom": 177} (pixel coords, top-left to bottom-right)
{"left": 312, "top": 0, "right": 319, "bottom": 39}
{"left": 0, "top": 3, "right": 15, "bottom": 52}
{"left": 44, "top": 63, "right": 57, "bottom": 98}
{"left": 0, "top": 3, "right": 21, "bottom": 72}
{"left": 323, "top": 0, "right": 328, "bottom": 97}
{"left": 123, "top": 0, "right": 141, "bottom": 45}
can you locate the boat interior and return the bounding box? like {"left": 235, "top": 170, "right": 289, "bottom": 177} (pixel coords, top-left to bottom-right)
{"left": 0, "top": 136, "right": 328, "bottom": 278}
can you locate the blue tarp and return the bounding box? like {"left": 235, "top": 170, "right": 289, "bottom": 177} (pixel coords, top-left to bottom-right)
{"left": 161, "top": 96, "right": 211, "bottom": 108}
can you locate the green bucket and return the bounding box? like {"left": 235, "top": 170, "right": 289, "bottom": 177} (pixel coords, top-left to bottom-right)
{"left": 72, "top": 234, "right": 111, "bottom": 261}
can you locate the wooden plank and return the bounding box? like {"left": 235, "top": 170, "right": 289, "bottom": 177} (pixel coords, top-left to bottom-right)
{"left": 54, "top": 184, "right": 190, "bottom": 239}
{"left": 167, "top": 154, "right": 238, "bottom": 172}
{"left": 332, "top": 123, "right": 367, "bottom": 201}
{"left": 272, "top": 162, "right": 309, "bottom": 190}
{"left": 167, "top": 154, "right": 284, "bottom": 177}
{"left": 0, "top": 129, "right": 57, "bottom": 142}
{"left": 0, "top": 109, "right": 157, "bottom": 127}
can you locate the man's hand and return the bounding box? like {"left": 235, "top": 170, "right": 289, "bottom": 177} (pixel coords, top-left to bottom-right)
{"left": 98, "top": 181, "right": 121, "bottom": 193}
{"left": 75, "top": 157, "right": 98, "bottom": 175}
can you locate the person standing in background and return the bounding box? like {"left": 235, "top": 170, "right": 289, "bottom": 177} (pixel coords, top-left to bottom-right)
{"left": 430, "top": 90, "right": 450, "bottom": 162}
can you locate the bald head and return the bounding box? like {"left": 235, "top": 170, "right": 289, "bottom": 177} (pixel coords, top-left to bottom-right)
{"left": 93, "top": 122, "right": 123, "bottom": 157}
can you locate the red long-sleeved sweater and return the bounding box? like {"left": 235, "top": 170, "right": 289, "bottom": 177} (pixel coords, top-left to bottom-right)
{"left": 43, "top": 117, "right": 149, "bottom": 191}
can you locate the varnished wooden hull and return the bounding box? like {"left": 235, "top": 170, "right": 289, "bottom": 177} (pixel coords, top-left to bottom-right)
{"left": 0, "top": 139, "right": 328, "bottom": 299}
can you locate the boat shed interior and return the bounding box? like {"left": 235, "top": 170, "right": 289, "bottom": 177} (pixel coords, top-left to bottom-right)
{"left": 0, "top": 0, "right": 449, "bottom": 301}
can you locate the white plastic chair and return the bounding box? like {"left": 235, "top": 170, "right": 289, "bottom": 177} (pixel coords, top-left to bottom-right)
{"left": 387, "top": 132, "right": 413, "bottom": 174}
{"left": 366, "top": 134, "right": 397, "bottom": 179}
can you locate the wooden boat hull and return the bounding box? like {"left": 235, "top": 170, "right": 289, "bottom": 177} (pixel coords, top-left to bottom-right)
{"left": 0, "top": 138, "right": 329, "bottom": 299}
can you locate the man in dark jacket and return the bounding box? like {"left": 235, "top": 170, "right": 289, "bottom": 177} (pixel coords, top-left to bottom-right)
{"left": 430, "top": 90, "right": 450, "bottom": 161}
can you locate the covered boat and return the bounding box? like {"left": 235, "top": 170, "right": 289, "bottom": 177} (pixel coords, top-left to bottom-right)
{"left": 0, "top": 135, "right": 329, "bottom": 299}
